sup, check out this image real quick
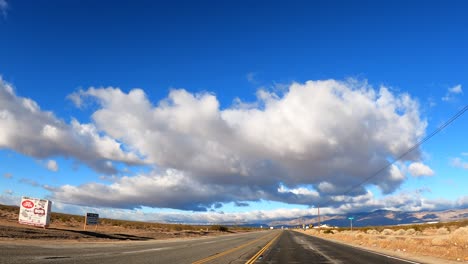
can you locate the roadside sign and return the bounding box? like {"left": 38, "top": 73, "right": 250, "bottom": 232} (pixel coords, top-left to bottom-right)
{"left": 18, "top": 197, "right": 52, "bottom": 228}
{"left": 84, "top": 213, "right": 99, "bottom": 230}
{"left": 85, "top": 213, "right": 99, "bottom": 225}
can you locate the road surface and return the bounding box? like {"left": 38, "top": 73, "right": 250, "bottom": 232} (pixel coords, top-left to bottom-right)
{"left": 0, "top": 230, "right": 277, "bottom": 264}
{"left": 257, "top": 230, "right": 420, "bottom": 264}
{"left": 0, "top": 230, "right": 422, "bottom": 264}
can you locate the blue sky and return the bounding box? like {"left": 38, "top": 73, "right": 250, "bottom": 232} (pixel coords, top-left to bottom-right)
{"left": 0, "top": 1, "right": 466, "bottom": 224}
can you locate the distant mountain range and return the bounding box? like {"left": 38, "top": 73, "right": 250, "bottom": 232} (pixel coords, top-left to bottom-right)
{"left": 265, "top": 208, "right": 468, "bottom": 228}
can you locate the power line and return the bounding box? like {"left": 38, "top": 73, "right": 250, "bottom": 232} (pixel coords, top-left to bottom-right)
{"left": 318, "top": 104, "right": 468, "bottom": 209}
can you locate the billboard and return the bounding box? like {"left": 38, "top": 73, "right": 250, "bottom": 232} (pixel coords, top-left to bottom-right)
{"left": 18, "top": 197, "right": 52, "bottom": 228}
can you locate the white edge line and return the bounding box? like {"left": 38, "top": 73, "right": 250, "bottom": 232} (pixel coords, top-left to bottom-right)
{"left": 123, "top": 247, "right": 173, "bottom": 254}
{"left": 355, "top": 247, "right": 421, "bottom": 264}
{"left": 321, "top": 237, "right": 421, "bottom": 264}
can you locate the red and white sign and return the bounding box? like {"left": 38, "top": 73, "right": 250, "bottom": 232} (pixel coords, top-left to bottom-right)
{"left": 18, "top": 196, "right": 52, "bottom": 228}
{"left": 22, "top": 199, "right": 34, "bottom": 209}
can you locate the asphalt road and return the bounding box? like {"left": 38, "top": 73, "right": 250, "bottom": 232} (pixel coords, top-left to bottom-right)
{"left": 0, "top": 230, "right": 279, "bottom": 264}
{"left": 258, "top": 230, "right": 421, "bottom": 264}
{"left": 0, "top": 230, "right": 423, "bottom": 264}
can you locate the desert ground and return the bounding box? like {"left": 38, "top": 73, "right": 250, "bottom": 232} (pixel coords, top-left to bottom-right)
{"left": 298, "top": 221, "right": 468, "bottom": 263}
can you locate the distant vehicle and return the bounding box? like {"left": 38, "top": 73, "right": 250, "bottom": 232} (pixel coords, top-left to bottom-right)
{"left": 270, "top": 226, "right": 274, "bottom": 230}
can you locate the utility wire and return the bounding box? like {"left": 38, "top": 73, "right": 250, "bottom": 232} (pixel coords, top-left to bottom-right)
{"left": 318, "top": 104, "right": 468, "bottom": 209}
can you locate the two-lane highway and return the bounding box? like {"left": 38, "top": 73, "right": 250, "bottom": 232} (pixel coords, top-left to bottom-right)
{"left": 0, "top": 230, "right": 423, "bottom": 264}
{"left": 0, "top": 230, "right": 279, "bottom": 264}
{"left": 256, "top": 230, "right": 421, "bottom": 264}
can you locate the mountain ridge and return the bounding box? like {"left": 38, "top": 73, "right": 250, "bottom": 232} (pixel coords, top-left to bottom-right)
{"left": 267, "top": 208, "right": 468, "bottom": 228}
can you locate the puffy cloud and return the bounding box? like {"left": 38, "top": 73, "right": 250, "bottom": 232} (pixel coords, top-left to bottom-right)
{"left": 3, "top": 173, "right": 12, "bottom": 179}
{"left": 442, "top": 84, "right": 463, "bottom": 101}
{"left": 0, "top": 77, "right": 144, "bottom": 174}
{"left": 46, "top": 159, "right": 59, "bottom": 172}
{"left": 57, "top": 79, "right": 426, "bottom": 211}
{"left": 408, "top": 162, "right": 435, "bottom": 177}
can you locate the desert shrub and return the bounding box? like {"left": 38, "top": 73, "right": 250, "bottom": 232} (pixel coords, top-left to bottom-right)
{"left": 323, "top": 229, "right": 334, "bottom": 234}
{"left": 366, "top": 229, "right": 378, "bottom": 235}
{"left": 422, "top": 228, "right": 436, "bottom": 235}
{"left": 173, "top": 225, "right": 184, "bottom": 231}
{"left": 218, "top": 226, "right": 229, "bottom": 232}
{"left": 210, "top": 225, "right": 229, "bottom": 232}
{"left": 354, "top": 233, "right": 364, "bottom": 239}
{"left": 381, "top": 229, "right": 394, "bottom": 235}
{"left": 405, "top": 228, "right": 416, "bottom": 236}
{"left": 437, "top": 227, "right": 450, "bottom": 235}
{"left": 450, "top": 227, "right": 468, "bottom": 245}
{"left": 395, "top": 229, "right": 406, "bottom": 235}
{"left": 331, "top": 229, "right": 339, "bottom": 234}
{"left": 431, "top": 237, "right": 449, "bottom": 246}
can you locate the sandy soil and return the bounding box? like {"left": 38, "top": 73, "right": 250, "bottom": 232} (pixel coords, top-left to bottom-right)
{"left": 298, "top": 227, "right": 468, "bottom": 264}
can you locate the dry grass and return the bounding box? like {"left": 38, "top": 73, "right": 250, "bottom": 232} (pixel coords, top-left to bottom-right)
{"left": 302, "top": 221, "right": 468, "bottom": 262}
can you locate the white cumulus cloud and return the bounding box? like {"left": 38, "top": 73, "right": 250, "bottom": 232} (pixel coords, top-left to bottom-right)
{"left": 0, "top": 77, "right": 144, "bottom": 174}
{"left": 56, "top": 79, "right": 427, "bottom": 211}
{"left": 408, "top": 162, "right": 435, "bottom": 177}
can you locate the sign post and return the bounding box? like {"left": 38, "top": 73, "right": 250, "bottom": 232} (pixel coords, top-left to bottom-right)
{"left": 84, "top": 213, "right": 99, "bottom": 231}
{"left": 348, "top": 217, "right": 354, "bottom": 231}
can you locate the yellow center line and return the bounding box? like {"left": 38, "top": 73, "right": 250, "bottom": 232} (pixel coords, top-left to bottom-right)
{"left": 192, "top": 232, "right": 278, "bottom": 264}
{"left": 245, "top": 231, "right": 282, "bottom": 264}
